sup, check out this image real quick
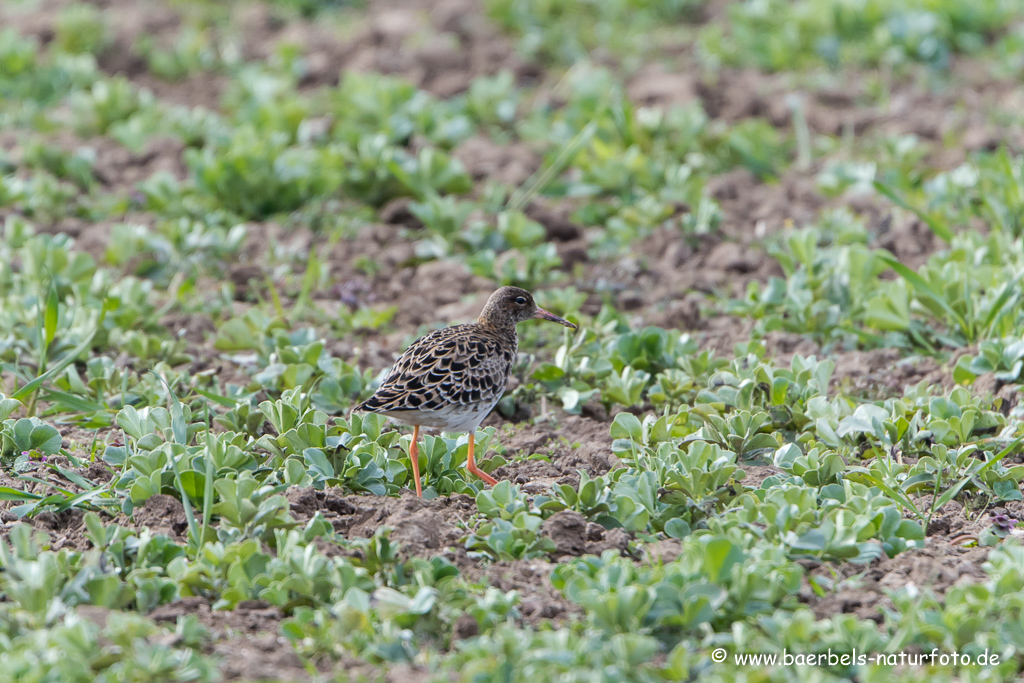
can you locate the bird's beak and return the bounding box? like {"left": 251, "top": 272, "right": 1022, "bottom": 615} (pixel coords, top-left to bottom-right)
{"left": 534, "top": 308, "right": 577, "bottom": 330}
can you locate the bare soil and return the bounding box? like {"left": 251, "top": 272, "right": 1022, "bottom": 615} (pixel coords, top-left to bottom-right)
{"left": 3, "top": 0, "right": 1020, "bottom": 680}
{"left": 802, "top": 500, "right": 993, "bottom": 622}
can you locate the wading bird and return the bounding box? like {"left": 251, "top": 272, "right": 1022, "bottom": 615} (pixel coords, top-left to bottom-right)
{"left": 357, "top": 286, "right": 577, "bottom": 496}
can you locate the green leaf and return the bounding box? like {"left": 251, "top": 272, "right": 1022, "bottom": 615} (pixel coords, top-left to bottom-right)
{"left": 532, "top": 363, "right": 566, "bottom": 383}
{"left": 13, "top": 418, "right": 63, "bottom": 455}
{"left": 703, "top": 537, "right": 742, "bottom": 582}
{"left": 791, "top": 528, "right": 828, "bottom": 551}
{"left": 952, "top": 355, "right": 978, "bottom": 384}
{"left": 117, "top": 405, "right": 146, "bottom": 440}
{"left": 664, "top": 518, "right": 691, "bottom": 540}
{"left": 610, "top": 412, "right": 643, "bottom": 443}
{"left": 836, "top": 404, "right": 889, "bottom": 438}
{"left": 178, "top": 470, "right": 206, "bottom": 501}
{"left": 86, "top": 574, "right": 127, "bottom": 608}
{"left": 304, "top": 448, "right": 335, "bottom": 478}
{"left": 0, "top": 397, "right": 20, "bottom": 421}
{"left": 407, "top": 587, "right": 438, "bottom": 615}
{"left": 214, "top": 318, "right": 259, "bottom": 352}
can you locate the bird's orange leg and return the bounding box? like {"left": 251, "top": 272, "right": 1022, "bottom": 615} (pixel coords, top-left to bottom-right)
{"left": 466, "top": 431, "right": 498, "bottom": 486}
{"left": 409, "top": 425, "right": 422, "bottom": 497}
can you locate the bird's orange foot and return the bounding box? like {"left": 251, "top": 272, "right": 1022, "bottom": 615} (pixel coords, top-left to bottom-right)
{"left": 466, "top": 432, "right": 498, "bottom": 486}
{"left": 467, "top": 463, "right": 498, "bottom": 486}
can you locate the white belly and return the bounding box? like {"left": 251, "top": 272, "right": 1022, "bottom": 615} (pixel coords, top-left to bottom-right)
{"left": 381, "top": 398, "right": 500, "bottom": 433}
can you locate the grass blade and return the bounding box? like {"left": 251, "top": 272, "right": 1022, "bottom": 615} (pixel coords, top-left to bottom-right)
{"left": 873, "top": 181, "right": 954, "bottom": 243}
{"left": 12, "top": 311, "right": 104, "bottom": 401}
{"left": 15, "top": 474, "right": 74, "bottom": 496}
{"left": 879, "top": 256, "right": 969, "bottom": 339}
{"left": 153, "top": 372, "right": 200, "bottom": 550}
{"left": 55, "top": 488, "right": 109, "bottom": 513}
{"left": 0, "top": 487, "right": 43, "bottom": 501}
{"left": 49, "top": 464, "right": 96, "bottom": 491}
{"left": 201, "top": 408, "right": 215, "bottom": 546}
{"left": 264, "top": 275, "right": 287, "bottom": 321}
{"left": 934, "top": 437, "right": 1022, "bottom": 511}
{"left": 508, "top": 118, "right": 599, "bottom": 213}
{"left": 44, "top": 282, "right": 59, "bottom": 349}
{"left": 40, "top": 389, "right": 107, "bottom": 414}
{"left": 846, "top": 467, "right": 923, "bottom": 521}
{"left": 192, "top": 386, "right": 240, "bottom": 408}
{"left": 981, "top": 270, "right": 1024, "bottom": 334}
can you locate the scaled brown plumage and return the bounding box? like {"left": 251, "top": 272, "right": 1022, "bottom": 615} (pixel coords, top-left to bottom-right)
{"left": 357, "top": 286, "right": 577, "bottom": 496}
{"left": 357, "top": 323, "right": 515, "bottom": 425}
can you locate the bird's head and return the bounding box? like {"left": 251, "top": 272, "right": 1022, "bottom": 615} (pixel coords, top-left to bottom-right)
{"left": 478, "top": 286, "right": 577, "bottom": 330}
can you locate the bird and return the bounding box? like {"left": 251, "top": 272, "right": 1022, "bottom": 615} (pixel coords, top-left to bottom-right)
{"left": 356, "top": 286, "right": 577, "bottom": 496}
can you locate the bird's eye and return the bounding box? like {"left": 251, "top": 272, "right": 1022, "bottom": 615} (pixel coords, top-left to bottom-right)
{"left": 515, "top": 296, "right": 528, "bottom": 305}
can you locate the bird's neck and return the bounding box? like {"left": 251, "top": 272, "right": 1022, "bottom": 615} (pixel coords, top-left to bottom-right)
{"left": 476, "top": 316, "right": 517, "bottom": 337}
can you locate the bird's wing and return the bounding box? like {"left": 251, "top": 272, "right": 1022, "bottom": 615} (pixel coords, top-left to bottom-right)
{"left": 358, "top": 324, "right": 515, "bottom": 413}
